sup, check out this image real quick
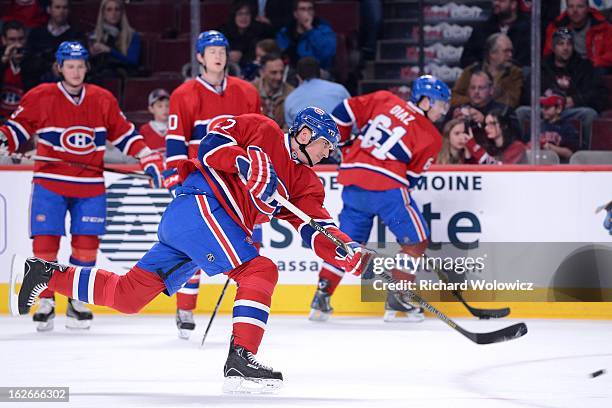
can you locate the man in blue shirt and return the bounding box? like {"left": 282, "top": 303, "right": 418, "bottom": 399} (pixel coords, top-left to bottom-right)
{"left": 276, "top": 0, "right": 336, "bottom": 70}
{"left": 284, "top": 56, "right": 350, "bottom": 126}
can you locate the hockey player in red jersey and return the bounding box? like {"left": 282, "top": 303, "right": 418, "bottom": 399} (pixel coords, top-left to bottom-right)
{"left": 10, "top": 107, "right": 366, "bottom": 393}
{"left": 0, "top": 41, "right": 163, "bottom": 331}
{"left": 309, "top": 75, "right": 451, "bottom": 323}
{"left": 162, "top": 30, "right": 262, "bottom": 339}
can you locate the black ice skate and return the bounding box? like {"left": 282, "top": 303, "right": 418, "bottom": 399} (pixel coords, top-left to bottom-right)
{"left": 9, "top": 256, "right": 67, "bottom": 316}
{"left": 33, "top": 297, "right": 55, "bottom": 332}
{"left": 308, "top": 278, "right": 334, "bottom": 322}
{"left": 176, "top": 309, "right": 196, "bottom": 339}
{"left": 384, "top": 291, "right": 425, "bottom": 323}
{"left": 66, "top": 298, "right": 93, "bottom": 329}
{"left": 223, "top": 339, "right": 283, "bottom": 394}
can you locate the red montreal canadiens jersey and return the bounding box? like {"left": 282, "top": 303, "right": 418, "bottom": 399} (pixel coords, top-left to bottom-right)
{"left": 139, "top": 121, "right": 166, "bottom": 153}
{"left": 176, "top": 113, "right": 352, "bottom": 264}
{"left": 166, "top": 76, "right": 261, "bottom": 167}
{"left": 0, "top": 65, "right": 24, "bottom": 119}
{"left": 334, "top": 90, "right": 442, "bottom": 190}
{"left": 1, "top": 82, "right": 146, "bottom": 197}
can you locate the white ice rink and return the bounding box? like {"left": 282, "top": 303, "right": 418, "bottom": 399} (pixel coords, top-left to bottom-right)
{"left": 1, "top": 314, "right": 611, "bottom": 408}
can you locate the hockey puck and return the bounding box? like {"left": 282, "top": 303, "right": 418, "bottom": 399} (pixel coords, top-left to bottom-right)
{"left": 590, "top": 369, "right": 606, "bottom": 378}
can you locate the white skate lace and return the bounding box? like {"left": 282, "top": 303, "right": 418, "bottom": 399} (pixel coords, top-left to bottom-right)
{"left": 28, "top": 283, "right": 49, "bottom": 307}
{"left": 245, "top": 351, "right": 272, "bottom": 371}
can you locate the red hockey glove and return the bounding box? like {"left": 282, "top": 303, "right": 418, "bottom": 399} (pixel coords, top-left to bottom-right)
{"left": 236, "top": 146, "right": 280, "bottom": 215}
{"left": 335, "top": 242, "right": 365, "bottom": 276}
{"left": 162, "top": 167, "right": 181, "bottom": 197}
{"left": 139, "top": 151, "right": 164, "bottom": 188}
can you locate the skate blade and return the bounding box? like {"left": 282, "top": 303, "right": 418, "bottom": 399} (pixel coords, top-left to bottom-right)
{"left": 8, "top": 254, "right": 26, "bottom": 316}
{"left": 36, "top": 320, "right": 54, "bottom": 332}
{"left": 222, "top": 376, "right": 283, "bottom": 394}
{"left": 308, "top": 309, "right": 331, "bottom": 322}
{"left": 383, "top": 310, "right": 425, "bottom": 323}
{"left": 65, "top": 317, "right": 92, "bottom": 330}
{"left": 177, "top": 328, "right": 193, "bottom": 340}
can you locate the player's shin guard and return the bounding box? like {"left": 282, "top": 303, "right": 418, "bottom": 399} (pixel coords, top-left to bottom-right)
{"left": 309, "top": 262, "right": 344, "bottom": 322}
{"left": 47, "top": 264, "right": 164, "bottom": 314}
{"left": 223, "top": 257, "right": 281, "bottom": 394}
{"left": 228, "top": 256, "right": 277, "bottom": 355}
{"left": 175, "top": 270, "right": 201, "bottom": 339}
{"left": 32, "top": 235, "right": 60, "bottom": 299}
{"left": 66, "top": 235, "right": 99, "bottom": 329}
{"left": 177, "top": 270, "right": 201, "bottom": 310}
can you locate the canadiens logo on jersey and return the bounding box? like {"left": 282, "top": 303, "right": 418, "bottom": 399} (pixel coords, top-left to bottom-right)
{"left": 60, "top": 126, "right": 97, "bottom": 155}
{"left": 0, "top": 85, "right": 23, "bottom": 118}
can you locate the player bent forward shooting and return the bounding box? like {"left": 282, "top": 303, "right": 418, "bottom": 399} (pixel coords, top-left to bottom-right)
{"left": 9, "top": 107, "right": 367, "bottom": 394}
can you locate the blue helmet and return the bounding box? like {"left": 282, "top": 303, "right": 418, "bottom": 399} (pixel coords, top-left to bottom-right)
{"left": 195, "top": 30, "right": 230, "bottom": 54}
{"left": 290, "top": 106, "right": 339, "bottom": 149}
{"left": 290, "top": 106, "right": 339, "bottom": 166}
{"left": 55, "top": 41, "right": 89, "bottom": 66}
{"left": 409, "top": 75, "right": 451, "bottom": 105}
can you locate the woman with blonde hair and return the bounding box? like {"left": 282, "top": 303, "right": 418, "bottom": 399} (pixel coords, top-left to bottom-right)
{"left": 438, "top": 118, "right": 469, "bottom": 164}
{"left": 88, "top": 0, "right": 141, "bottom": 78}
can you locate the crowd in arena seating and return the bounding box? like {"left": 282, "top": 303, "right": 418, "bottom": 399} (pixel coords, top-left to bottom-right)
{"left": 1, "top": 0, "right": 611, "bottom": 165}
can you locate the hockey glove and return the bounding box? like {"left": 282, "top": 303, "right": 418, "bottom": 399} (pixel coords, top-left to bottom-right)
{"left": 162, "top": 167, "right": 181, "bottom": 198}
{"left": 335, "top": 242, "right": 365, "bottom": 276}
{"left": 236, "top": 146, "right": 278, "bottom": 203}
{"left": 138, "top": 151, "right": 164, "bottom": 188}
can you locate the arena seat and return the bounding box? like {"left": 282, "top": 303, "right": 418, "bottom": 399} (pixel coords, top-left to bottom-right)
{"left": 316, "top": 1, "right": 360, "bottom": 36}
{"left": 590, "top": 119, "right": 612, "bottom": 151}
{"left": 125, "top": 2, "right": 178, "bottom": 34}
{"left": 523, "top": 149, "right": 560, "bottom": 165}
{"left": 178, "top": 1, "right": 231, "bottom": 32}
{"left": 151, "top": 38, "right": 190, "bottom": 73}
{"left": 122, "top": 77, "right": 182, "bottom": 112}
{"left": 569, "top": 150, "right": 612, "bottom": 164}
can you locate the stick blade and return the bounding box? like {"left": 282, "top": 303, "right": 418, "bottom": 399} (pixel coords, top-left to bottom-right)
{"left": 468, "top": 322, "right": 528, "bottom": 345}
{"left": 469, "top": 306, "right": 511, "bottom": 319}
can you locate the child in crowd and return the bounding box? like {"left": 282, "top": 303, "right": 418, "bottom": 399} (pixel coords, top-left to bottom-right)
{"left": 139, "top": 89, "right": 169, "bottom": 153}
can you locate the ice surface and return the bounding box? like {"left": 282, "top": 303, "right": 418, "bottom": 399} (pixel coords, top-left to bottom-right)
{"left": 1, "top": 314, "right": 611, "bottom": 407}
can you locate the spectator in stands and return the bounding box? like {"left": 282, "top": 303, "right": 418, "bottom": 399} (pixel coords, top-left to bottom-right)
{"left": 241, "top": 38, "right": 281, "bottom": 81}
{"left": 517, "top": 28, "right": 603, "bottom": 148}
{"left": 139, "top": 88, "right": 169, "bottom": 154}
{"left": 464, "top": 107, "right": 526, "bottom": 164}
{"left": 437, "top": 118, "right": 469, "bottom": 164}
{"left": 461, "top": 0, "right": 531, "bottom": 68}
{"left": 450, "top": 70, "right": 516, "bottom": 129}
{"left": 242, "top": 0, "right": 294, "bottom": 33}
{"left": 452, "top": 33, "right": 523, "bottom": 108}
{"left": 219, "top": 0, "right": 274, "bottom": 68}
{"left": 2, "top": 0, "right": 47, "bottom": 29}
{"left": 544, "top": 0, "right": 612, "bottom": 72}
{"left": 88, "top": 0, "right": 141, "bottom": 80}
{"left": 23, "top": 0, "right": 84, "bottom": 89}
{"left": 538, "top": 92, "right": 580, "bottom": 163}
{"left": 276, "top": 0, "right": 336, "bottom": 71}
{"left": 284, "top": 56, "right": 350, "bottom": 126}
{"left": 0, "top": 20, "right": 27, "bottom": 120}
{"left": 251, "top": 53, "right": 294, "bottom": 130}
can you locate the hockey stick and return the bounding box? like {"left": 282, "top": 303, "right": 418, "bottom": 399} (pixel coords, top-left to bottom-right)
{"left": 432, "top": 267, "right": 510, "bottom": 319}
{"left": 595, "top": 200, "right": 612, "bottom": 214}
{"left": 5, "top": 152, "right": 151, "bottom": 179}
{"left": 273, "top": 193, "right": 527, "bottom": 345}
{"left": 201, "top": 276, "right": 231, "bottom": 348}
